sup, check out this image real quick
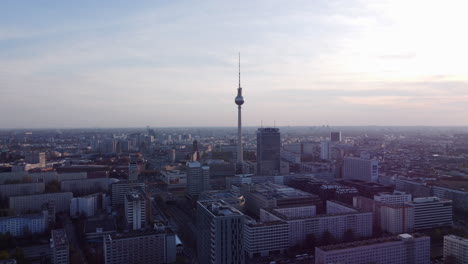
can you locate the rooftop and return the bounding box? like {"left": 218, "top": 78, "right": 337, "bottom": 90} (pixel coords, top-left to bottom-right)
{"left": 318, "top": 233, "right": 427, "bottom": 252}
{"left": 198, "top": 200, "right": 243, "bottom": 217}
{"left": 51, "top": 229, "right": 69, "bottom": 246}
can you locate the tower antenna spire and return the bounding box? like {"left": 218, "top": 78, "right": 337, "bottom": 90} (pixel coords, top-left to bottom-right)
{"left": 238, "top": 52, "right": 241, "bottom": 88}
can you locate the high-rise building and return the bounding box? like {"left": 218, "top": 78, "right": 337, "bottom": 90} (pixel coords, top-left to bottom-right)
{"left": 320, "top": 140, "right": 331, "bottom": 161}
{"left": 443, "top": 235, "right": 468, "bottom": 264}
{"left": 110, "top": 181, "right": 146, "bottom": 208}
{"left": 406, "top": 197, "right": 453, "bottom": 230}
{"left": 124, "top": 189, "right": 147, "bottom": 230}
{"left": 315, "top": 233, "right": 430, "bottom": 264}
{"left": 343, "top": 157, "right": 379, "bottom": 182}
{"left": 197, "top": 200, "right": 245, "bottom": 264}
{"left": 330, "top": 131, "right": 342, "bottom": 142}
{"left": 186, "top": 161, "right": 210, "bottom": 199}
{"left": 128, "top": 154, "right": 139, "bottom": 181}
{"left": 256, "top": 128, "right": 281, "bottom": 176}
{"left": 50, "top": 229, "right": 70, "bottom": 264}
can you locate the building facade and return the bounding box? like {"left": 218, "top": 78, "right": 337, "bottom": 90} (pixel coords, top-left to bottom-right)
{"left": 315, "top": 234, "right": 430, "bottom": 264}
{"left": 256, "top": 128, "right": 281, "bottom": 176}
{"left": 50, "top": 229, "right": 69, "bottom": 264}
{"left": 443, "top": 235, "right": 468, "bottom": 264}
{"left": 406, "top": 197, "right": 453, "bottom": 230}
{"left": 186, "top": 161, "right": 210, "bottom": 199}
{"left": 343, "top": 157, "right": 378, "bottom": 182}
{"left": 9, "top": 192, "right": 73, "bottom": 213}
{"left": 197, "top": 200, "right": 245, "bottom": 264}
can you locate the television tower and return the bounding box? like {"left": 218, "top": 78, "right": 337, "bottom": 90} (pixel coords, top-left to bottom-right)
{"left": 235, "top": 53, "right": 244, "bottom": 174}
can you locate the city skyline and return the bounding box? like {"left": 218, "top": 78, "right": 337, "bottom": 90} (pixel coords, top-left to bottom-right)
{"left": 2, "top": 0, "right": 468, "bottom": 128}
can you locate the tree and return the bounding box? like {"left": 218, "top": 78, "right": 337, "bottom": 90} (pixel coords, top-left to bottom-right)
{"left": 305, "top": 234, "right": 316, "bottom": 250}
{"left": 0, "top": 250, "right": 9, "bottom": 260}
{"left": 45, "top": 180, "right": 60, "bottom": 193}
{"left": 321, "top": 231, "right": 335, "bottom": 246}
{"left": 343, "top": 229, "right": 355, "bottom": 243}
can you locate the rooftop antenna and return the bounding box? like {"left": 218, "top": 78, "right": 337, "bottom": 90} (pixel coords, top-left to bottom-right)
{"left": 238, "top": 52, "right": 241, "bottom": 88}
{"left": 274, "top": 120, "right": 276, "bottom": 128}
{"left": 261, "top": 120, "right": 263, "bottom": 128}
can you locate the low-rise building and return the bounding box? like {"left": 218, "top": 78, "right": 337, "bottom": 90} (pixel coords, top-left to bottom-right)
{"left": 315, "top": 233, "right": 430, "bottom": 264}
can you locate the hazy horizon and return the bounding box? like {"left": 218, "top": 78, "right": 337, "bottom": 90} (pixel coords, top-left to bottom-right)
{"left": 2, "top": 0, "right": 468, "bottom": 128}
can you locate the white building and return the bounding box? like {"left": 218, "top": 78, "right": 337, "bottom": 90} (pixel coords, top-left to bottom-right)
{"left": 161, "top": 170, "right": 187, "bottom": 190}
{"left": 104, "top": 228, "right": 176, "bottom": 264}
{"left": 353, "top": 196, "right": 414, "bottom": 235}
{"left": 111, "top": 181, "right": 145, "bottom": 208}
{"left": 0, "top": 211, "right": 48, "bottom": 237}
{"left": 70, "top": 194, "right": 99, "bottom": 218}
{"left": 343, "top": 157, "right": 378, "bottom": 182}
{"left": 260, "top": 201, "right": 373, "bottom": 246}
{"left": 124, "top": 189, "right": 147, "bottom": 230}
{"left": 406, "top": 197, "right": 453, "bottom": 230}
{"left": 243, "top": 217, "right": 289, "bottom": 258}
{"left": 374, "top": 191, "right": 412, "bottom": 205}
{"left": 186, "top": 161, "right": 210, "bottom": 199}
{"left": 444, "top": 235, "right": 468, "bottom": 264}
{"left": 315, "top": 233, "right": 430, "bottom": 264}
{"left": 197, "top": 200, "right": 245, "bottom": 264}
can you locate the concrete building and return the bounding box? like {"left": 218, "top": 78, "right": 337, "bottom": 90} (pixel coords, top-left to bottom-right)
{"left": 330, "top": 131, "right": 342, "bottom": 142}
{"left": 243, "top": 217, "right": 289, "bottom": 258}
{"left": 343, "top": 157, "right": 378, "bottom": 182}
{"left": 197, "top": 200, "right": 245, "bottom": 264}
{"left": 320, "top": 141, "right": 331, "bottom": 161}
{"left": 124, "top": 189, "right": 147, "bottom": 230}
{"left": 243, "top": 182, "right": 322, "bottom": 216}
{"left": 186, "top": 161, "right": 210, "bottom": 199}
{"left": 110, "top": 181, "right": 145, "bottom": 208}
{"left": 257, "top": 128, "right": 281, "bottom": 176}
{"left": 354, "top": 196, "right": 414, "bottom": 234}
{"left": 260, "top": 201, "right": 373, "bottom": 246}
{"left": 61, "top": 178, "right": 117, "bottom": 196}
{"left": 128, "top": 154, "right": 139, "bottom": 181}
{"left": 161, "top": 170, "right": 187, "bottom": 190}
{"left": 406, "top": 197, "right": 453, "bottom": 230}
{"left": 9, "top": 192, "right": 73, "bottom": 213}
{"left": 315, "top": 233, "right": 430, "bottom": 264}
{"left": 374, "top": 191, "right": 412, "bottom": 205}
{"left": 70, "top": 194, "right": 99, "bottom": 218}
{"left": 50, "top": 229, "right": 69, "bottom": 264}
{"left": 103, "top": 228, "right": 176, "bottom": 264}
{"left": 432, "top": 186, "right": 468, "bottom": 212}
{"left": 0, "top": 210, "right": 48, "bottom": 237}
{"left": 25, "top": 152, "right": 46, "bottom": 167}
{"left": 443, "top": 235, "right": 468, "bottom": 264}
{"left": 0, "top": 182, "right": 45, "bottom": 198}
{"left": 395, "top": 178, "right": 431, "bottom": 198}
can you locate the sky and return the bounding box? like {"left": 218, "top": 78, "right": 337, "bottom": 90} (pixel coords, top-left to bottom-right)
{"left": 1, "top": 0, "right": 468, "bottom": 128}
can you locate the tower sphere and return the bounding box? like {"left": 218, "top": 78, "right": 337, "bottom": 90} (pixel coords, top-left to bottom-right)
{"left": 235, "top": 95, "right": 244, "bottom": 105}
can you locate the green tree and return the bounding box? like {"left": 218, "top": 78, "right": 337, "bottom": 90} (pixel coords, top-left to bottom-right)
{"left": 321, "top": 231, "right": 335, "bottom": 246}
{"left": 343, "top": 229, "right": 355, "bottom": 243}
{"left": 305, "top": 233, "right": 316, "bottom": 250}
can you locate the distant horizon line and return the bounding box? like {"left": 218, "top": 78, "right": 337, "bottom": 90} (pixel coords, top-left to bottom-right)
{"left": 1, "top": 125, "right": 468, "bottom": 130}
